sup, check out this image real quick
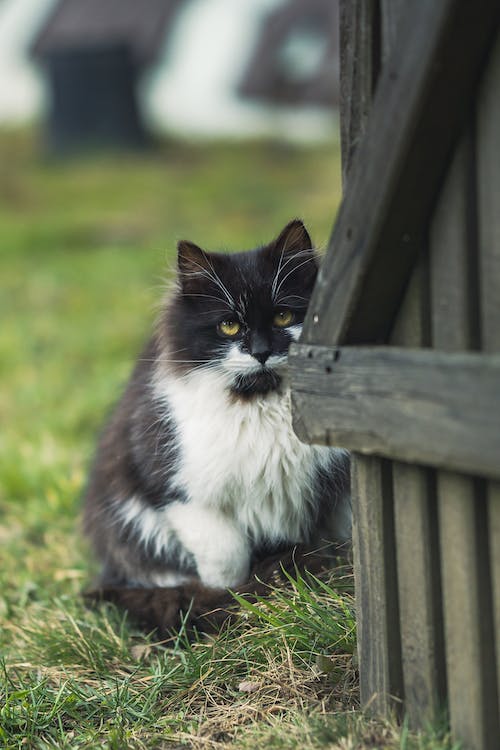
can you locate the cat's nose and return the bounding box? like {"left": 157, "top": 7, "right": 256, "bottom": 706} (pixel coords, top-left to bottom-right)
{"left": 249, "top": 332, "right": 272, "bottom": 365}
{"left": 253, "top": 350, "right": 271, "bottom": 365}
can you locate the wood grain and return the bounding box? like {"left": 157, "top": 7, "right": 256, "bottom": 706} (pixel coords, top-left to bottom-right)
{"left": 290, "top": 345, "right": 500, "bottom": 480}
{"left": 390, "top": 258, "right": 446, "bottom": 727}
{"left": 391, "top": 464, "right": 445, "bottom": 725}
{"left": 302, "top": 0, "right": 500, "bottom": 347}
{"left": 477, "top": 30, "right": 500, "bottom": 721}
{"left": 339, "top": 0, "right": 378, "bottom": 185}
{"left": 352, "top": 455, "right": 403, "bottom": 714}
{"left": 338, "top": 0, "right": 402, "bottom": 718}
{"left": 431, "top": 138, "right": 500, "bottom": 749}
{"left": 380, "top": 0, "right": 404, "bottom": 62}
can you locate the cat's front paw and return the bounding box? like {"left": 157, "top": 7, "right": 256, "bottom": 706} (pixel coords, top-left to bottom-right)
{"left": 167, "top": 504, "right": 250, "bottom": 589}
{"left": 196, "top": 552, "right": 250, "bottom": 589}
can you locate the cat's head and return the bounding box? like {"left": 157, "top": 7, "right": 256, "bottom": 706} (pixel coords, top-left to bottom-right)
{"left": 161, "top": 220, "right": 318, "bottom": 398}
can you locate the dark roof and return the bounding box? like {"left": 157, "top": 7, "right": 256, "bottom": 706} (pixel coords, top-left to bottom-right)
{"left": 32, "top": 0, "right": 183, "bottom": 66}
{"left": 239, "top": 0, "right": 340, "bottom": 107}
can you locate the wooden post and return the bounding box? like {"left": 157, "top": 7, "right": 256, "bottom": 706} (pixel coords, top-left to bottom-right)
{"left": 340, "top": 0, "right": 403, "bottom": 716}
{"left": 352, "top": 457, "right": 402, "bottom": 714}
{"left": 390, "top": 262, "right": 446, "bottom": 727}
{"left": 383, "top": 3, "right": 445, "bottom": 719}
{"left": 477, "top": 31, "right": 500, "bottom": 720}
{"left": 430, "top": 139, "right": 500, "bottom": 749}
{"left": 292, "top": 3, "right": 500, "bottom": 742}
{"left": 339, "top": 0, "right": 378, "bottom": 185}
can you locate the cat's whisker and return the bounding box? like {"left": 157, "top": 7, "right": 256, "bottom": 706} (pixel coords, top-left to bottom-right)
{"left": 184, "top": 258, "right": 235, "bottom": 309}
{"left": 184, "top": 293, "right": 229, "bottom": 305}
{"left": 273, "top": 256, "right": 316, "bottom": 301}
{"left": 271, "top": 246, "right": 307, "bottom": 288}
{"left": 154, "top": 346, "right": 194, "bottom": 356}
{"left": 271, "top": 246, "right": 287, "bottom": 301}
{"left": 270, "top": 247, "right": 312, "bottom": 301}
{"left": 135, "top": 415, "right": 169, "bottom": 442}
{"left": 139, "top": 360, "right": 202, "bottom": 367}
{"left": 140, "top": 358, "right": 214, "bottom": 365}
{"left": 275, "top": 294, "right": 309, "bottom": 305}
{"left": 204, "top": 256, "right": 236, "bottom": 309}
{"left": 271, "top": 249, "right": 314, "bottom": 302}
{"left": 272, "top": 252, "right": 314, "bottom": 295}
{"left": 195, "top": 310, "right": 233, "bottom": 317}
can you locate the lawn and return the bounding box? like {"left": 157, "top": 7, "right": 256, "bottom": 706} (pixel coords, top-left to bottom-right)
{"left": 0, "top": 129, "right": 456, "bottom": 749}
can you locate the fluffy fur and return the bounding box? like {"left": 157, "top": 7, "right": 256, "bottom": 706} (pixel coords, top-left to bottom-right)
{"left": 84, "top": 220, "right": 351, "bottom": 634}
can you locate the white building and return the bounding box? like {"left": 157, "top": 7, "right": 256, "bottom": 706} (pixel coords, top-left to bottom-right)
{"left": 0, "top": 0, "right": 337, "bottom": 141}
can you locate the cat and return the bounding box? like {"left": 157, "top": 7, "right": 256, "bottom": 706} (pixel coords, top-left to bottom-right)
{"left": 83, "top": 219, "right": 351, "bottom": 636}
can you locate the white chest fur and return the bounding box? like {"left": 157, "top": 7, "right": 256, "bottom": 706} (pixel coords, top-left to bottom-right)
{"left": 156, "top": 368, "right": 335, "bottom": 544}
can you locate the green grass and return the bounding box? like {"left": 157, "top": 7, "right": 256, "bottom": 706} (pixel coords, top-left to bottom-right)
{"left": 0, "top": 128, "right": 457, "bottom": 749}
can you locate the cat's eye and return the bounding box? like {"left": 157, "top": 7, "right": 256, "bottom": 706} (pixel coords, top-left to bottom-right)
{"left": 273, "top": 310, "right": 294, "bottom": 328}
{"left": 218, "top": 320, "right": 241, "bottom": 337}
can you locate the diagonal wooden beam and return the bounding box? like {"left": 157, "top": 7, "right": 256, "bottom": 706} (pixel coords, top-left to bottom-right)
{"left": 302, "top": 0, "right": 500, "bottom": 347}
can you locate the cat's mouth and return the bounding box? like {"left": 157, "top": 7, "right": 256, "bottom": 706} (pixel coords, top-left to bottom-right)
{"left": 230, "top": 368, "right": 282, "bottom": 398}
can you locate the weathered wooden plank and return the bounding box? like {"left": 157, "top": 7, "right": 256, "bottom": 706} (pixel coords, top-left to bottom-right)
{"left": 389, "top": 256, "right": 429, "bottom": 349}
{"left": 430, "top": 142, "right": 479, "bottom": 350}
{"left": 391, "top": 464, "right": 446, "bottom": 725}
{"left": 301, "top": 0, "right": 500, "bottom": 347}
{"left": 436, "top": 476, "right": 498, "bottom": 749}
{"left": 431, "top": 138, "right": 500, "bottom": 749}
{"left": 339, "top": 0, "right": 378, "bottom": 184}
{"left": 352, "top": 455, "right": 403, "bottom": 714}
{"left": 390, "top": 259, "right": 446, "bottom": 727}
{"left": 381, "top": 2, "right": 444, "bottom": 718}
{"left": 487, "top": 489, "right": 500, "bottom": 717}
{"left": 290, "top": 345, "right": 500, "bottom": 480}
{"left": 477, "top": 30, "right": 500, "bottom": 719}
{"left": 338, "top": 1, "right": 391, "bottom": 721}
{"left": 477, "top": 45, "right": 500, "bottom": 341}
{"left": 381, "top": 0, "right": 404, "bottom": 62}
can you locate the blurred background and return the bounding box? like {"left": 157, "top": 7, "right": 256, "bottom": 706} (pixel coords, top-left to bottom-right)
{"left": 0, "top": 0, "right": 342, "bottom": 589}
{"left": 1, "top": 0, "right": 340, "bottom": 142}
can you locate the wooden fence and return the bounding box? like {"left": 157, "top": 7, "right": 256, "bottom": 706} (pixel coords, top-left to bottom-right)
{"left": 290, "top": 2, "right": 500, "bottom": 748}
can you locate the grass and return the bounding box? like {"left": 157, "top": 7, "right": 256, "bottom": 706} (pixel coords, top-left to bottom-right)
{"left": 0, "top": 128, "right": 458, "bottom": 749}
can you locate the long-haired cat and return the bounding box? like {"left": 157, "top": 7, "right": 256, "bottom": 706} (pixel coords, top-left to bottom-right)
{"left": 84, "top": 220, "right": 351, "bottom": 635}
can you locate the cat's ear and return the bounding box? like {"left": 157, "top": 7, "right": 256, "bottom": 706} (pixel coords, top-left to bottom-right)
{"left": 269, "top": 220, "right": 318, "bottom": 288}
{"left": 177, "top": 240, "right": 213, "bottom": 295}
{"left": 268, "top": 219, "right": 319, "bottom": 283}
{"left": 273, "top": 219, "right": 313, "bottom": 257}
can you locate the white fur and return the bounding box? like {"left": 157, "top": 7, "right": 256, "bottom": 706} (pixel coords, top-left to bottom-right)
{"left": 166, "top": 503, "right": 250, "bottom": 588}
{"left": 151, "top": 570, "right": 190, "bottom": 587}
{"left": 288, "top": 324, "right": 302, "bottom": 341}
{"left": 119, "top": 496, "right": 171, "bottom": 558}
{"left": 118, "top": 497, "right": 194, "bottom": 585}
{"left": 120, "top": 493, "right": 249, "bottom": 588}
{"left": 221, "top": 343, "right": 287, "bottom": 375}
{"left": 148, "top": 351, "right": 349, "bottom": 588}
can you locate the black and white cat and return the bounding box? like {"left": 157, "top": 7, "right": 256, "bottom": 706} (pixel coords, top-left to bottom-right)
{"left": 84, "top": 220, "right": 350, "bottom": 633}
